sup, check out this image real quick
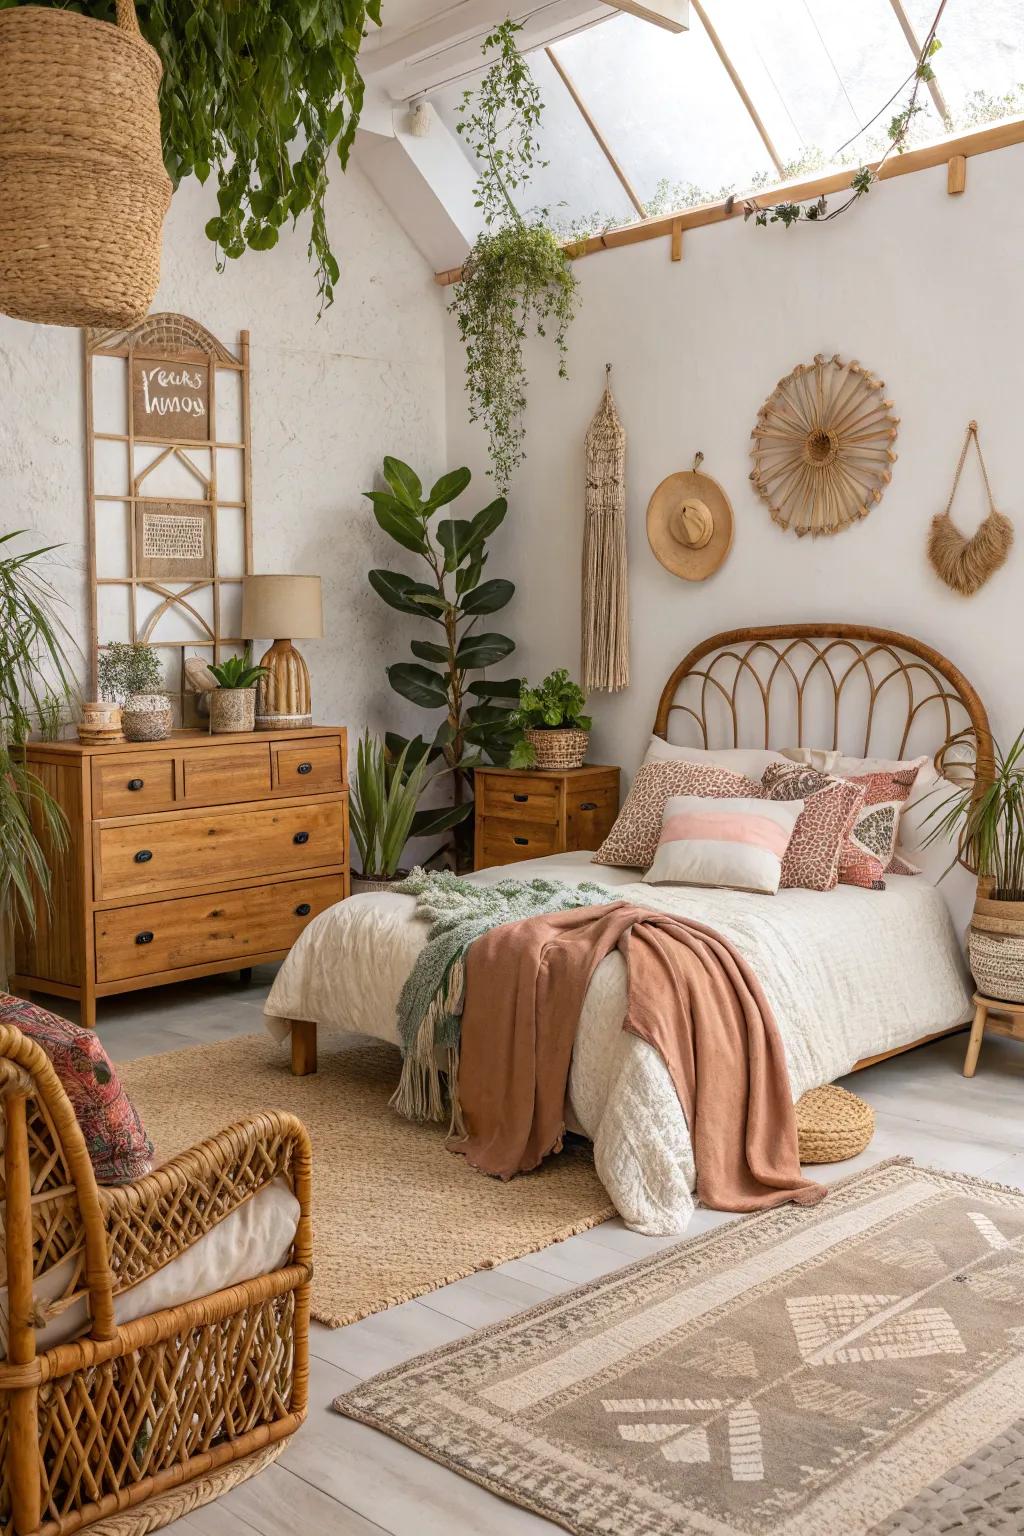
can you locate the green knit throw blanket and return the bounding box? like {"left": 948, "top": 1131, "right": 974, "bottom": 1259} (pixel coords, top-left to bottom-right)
{"left": 391, "top": 867, "right": 619, "bottom": 1127}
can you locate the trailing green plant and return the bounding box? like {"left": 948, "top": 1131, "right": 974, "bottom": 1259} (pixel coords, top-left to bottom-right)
{"left": 449, "top": 19, "right": 578, "bottom": 492}
{"left": 508, "top": 669, "right": 592, "bottom": 769}
{"left": 367, "top": 455, "right": 520, "bottom": 864}
{"left": 350, "top": 731, "right": 471, "bottom": 880}
{"left": 207, "top": 654, "right": 268, "bottom": 689}
{"left": 97, "top": 642, "right": 164, "bottom": 704}
{"left": 0, "top": 533, "right": 78, "bottom": 933}
{"left": 923, "top": 731, "right": 1024, "bottom": 898}
{"left": 7, "top": 0, "right": 382, "bottom": 313}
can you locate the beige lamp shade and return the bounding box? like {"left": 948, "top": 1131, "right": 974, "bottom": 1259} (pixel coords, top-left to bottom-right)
{"left": 241, "top": 574, "right": 324, "bottom": 640}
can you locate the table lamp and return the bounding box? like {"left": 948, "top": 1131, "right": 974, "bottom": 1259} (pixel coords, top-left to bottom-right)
{"left": 241, "top": 574, "right": 323, "bottom": 730}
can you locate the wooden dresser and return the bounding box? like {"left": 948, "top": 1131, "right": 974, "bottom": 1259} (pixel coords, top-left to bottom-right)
{"left": 473, "top": 764, "right": 620, "bottom": 871}
{"left": 12, "top": 727, "right": 348, "bottom": 1027}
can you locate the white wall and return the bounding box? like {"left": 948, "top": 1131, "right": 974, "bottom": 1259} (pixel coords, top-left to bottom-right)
{"left": 0, "top": 160, "right": 448, "bottom": 742}
{"left": 445, "top": 142, "right": 1024, "bottom": 777}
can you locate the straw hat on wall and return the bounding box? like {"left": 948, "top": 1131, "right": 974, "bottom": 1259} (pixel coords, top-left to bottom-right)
{"left": 646, "top": 457, "right": 734, "bottom": 582}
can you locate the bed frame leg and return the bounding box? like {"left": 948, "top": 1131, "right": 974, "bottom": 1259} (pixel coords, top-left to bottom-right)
{"left": 290, "top": 1019, "right": 318, "bottom": 1076}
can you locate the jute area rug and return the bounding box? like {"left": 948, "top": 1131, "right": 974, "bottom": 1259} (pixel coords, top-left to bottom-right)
{"left": 336, "top": 1160, "right": 1024, "bottom": 1536}
{"left": 120, "top": 1033, "right": 612, "bottom": 1328}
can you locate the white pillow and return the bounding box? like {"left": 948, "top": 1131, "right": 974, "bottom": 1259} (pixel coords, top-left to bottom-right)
{"left": 643, "top": 794, "right": 804, "bottom": 895}
{"left": 644, "top": 736, "right": 790, "bottom": 779}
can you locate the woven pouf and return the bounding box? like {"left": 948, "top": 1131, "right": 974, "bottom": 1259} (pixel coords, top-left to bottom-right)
{"left": 795, "top": 1083, "right": 875, "bottom": 1164}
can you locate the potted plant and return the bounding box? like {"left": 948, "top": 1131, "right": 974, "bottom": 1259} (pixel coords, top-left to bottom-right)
{"left": 508, "top": 669, "right": 592, "bottom": 770}
{"left": 924, "top": 729, "right": 1024, "bottom": 1001}
{"left": 207, "top": 654, "right": 268, "bottom": 734}
{"left": 97, "top": 641, "right": 171, "bottom": 741}
{"left": 350, "top": 732, "right": 471, "bottom": 892}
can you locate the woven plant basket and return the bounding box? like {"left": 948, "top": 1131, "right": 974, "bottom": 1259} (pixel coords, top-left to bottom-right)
{"left": 0, "top": 0, "right": 171, "bottom": 327}
{"left": 525, "top": 728, "right": 589, "bottom": 771}
{"left": 352, "top": 870, "right": 410, "bottom": 896}
{"left": 795, "top": 1084, "right": 874, "bottom": 1165}
{"left": 210, "top": 688, "right": 256, "bottom": 734}
{"left": 968, "top": 928, "right": 1024, "bottom": 1003}
{"left": 122, "top": 692, "right": 172, "bottom": 742}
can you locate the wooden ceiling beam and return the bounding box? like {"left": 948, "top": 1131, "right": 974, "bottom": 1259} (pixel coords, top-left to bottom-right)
{"left": 888, "top": 0, "right": 952, "bottom": 127}
{"left": 689, "top": 0, "right": 785, "bottom": 177}
{"left": 545, "top": 45, "right": 647, "bottom": 216}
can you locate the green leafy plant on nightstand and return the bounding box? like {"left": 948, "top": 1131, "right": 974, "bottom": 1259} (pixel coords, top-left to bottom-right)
{"left": 509, "top": 669, "right": 592, "bottom": 769}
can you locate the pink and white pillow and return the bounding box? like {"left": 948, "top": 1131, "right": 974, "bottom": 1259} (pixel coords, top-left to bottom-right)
{"left": 643, "top": 794, "right": 804, "bottom": 895}
{"left": 592, "top": 760, "right": 761, "bottom": 870}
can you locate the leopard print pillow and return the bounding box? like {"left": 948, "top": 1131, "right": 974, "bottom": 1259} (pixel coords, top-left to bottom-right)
{"left": 760, "top": 763, "right": 866, "bottom": 891}
{"left": 592, "top": 760, "right": 761, "bottom": 870}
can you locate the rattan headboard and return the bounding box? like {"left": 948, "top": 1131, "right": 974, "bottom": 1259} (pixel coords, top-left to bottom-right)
{"left": 653, "top": 624, "right": 993, "bottom": 784}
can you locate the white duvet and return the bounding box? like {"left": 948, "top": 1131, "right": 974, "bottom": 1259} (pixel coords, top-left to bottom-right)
{"left": 264, "top": 853, "right": 972, "bottom": 1234}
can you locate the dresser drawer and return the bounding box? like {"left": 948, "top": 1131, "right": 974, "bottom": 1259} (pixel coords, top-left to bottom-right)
{"left": 477, "top": 773, "right": 560, "bottom": 824}
{"left": 92, "top": 754, "right": 176, "bottom": 818}
{"left": 179, "top": 743, "right": 272, "bottom": 806}
{"left": 272, "top": 740, "right": 344, "bottom": 794}
{"left": 566, "top": 784, "right": 618, "bottom": 851}
{"left": 95, "top": 874, "right": 343, "bottom": 982}
{"left": 477, "top": 816, "right": 560, "bottom": 868}
{"left": 95, "top": 799, "right": 346, "bottom": 899}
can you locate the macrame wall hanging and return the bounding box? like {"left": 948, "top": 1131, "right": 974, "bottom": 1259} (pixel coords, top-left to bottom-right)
{"left": 928, "top": 421, "right": 1013, "bottom": 596}
{"left": 582, "top": 365, "right": 629, "bottom": 692}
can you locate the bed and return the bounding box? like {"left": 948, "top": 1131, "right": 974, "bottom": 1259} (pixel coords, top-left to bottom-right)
{"left": 265, "top": 623, "right": 990, "bottom": 1233}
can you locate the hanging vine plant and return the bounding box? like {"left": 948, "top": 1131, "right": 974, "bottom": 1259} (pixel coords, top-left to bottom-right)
{"left": 449, "top": 20, "right": 578, "bottom": 492}
{"left": 4, "top": 0, "right": 382, "bottom": 311}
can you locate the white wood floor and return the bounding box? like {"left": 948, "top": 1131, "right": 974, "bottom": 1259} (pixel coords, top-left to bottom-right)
{"left": 79, "top": 967, "right": 1024, "bottom": 1536}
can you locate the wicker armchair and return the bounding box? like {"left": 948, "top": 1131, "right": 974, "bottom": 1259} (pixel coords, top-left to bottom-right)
{"left": 0, "top": 1023, "right": 312, "bottom": 1536}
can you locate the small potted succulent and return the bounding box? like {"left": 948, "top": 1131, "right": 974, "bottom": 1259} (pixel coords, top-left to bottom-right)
{"left": 207, "top": 653, "right": 268, "bottom": 734}
{"left": 508, "top": 668, "right": 592, "bottom": 770}
{"left": 350, "top": 731, "right": 470, "bottom": 892}
{"left": 97, "top": 641, "right": 171, "bottom": 742}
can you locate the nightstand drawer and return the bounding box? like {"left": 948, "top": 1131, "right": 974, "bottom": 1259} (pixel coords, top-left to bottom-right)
{"left": 273, "top": 740, "right": 344, "bottom": 794}
{"left": 566, "top": 785, "right": 618, "bottom": 851}
{"left": 477, "top": 816, "right": 560, "bottom": 867}
{"left": 477, "top": 773, "right": 560, "bottom": 823}
{"left": 95, "top": 874, "right": 343, "bottom": 982}
{"left": 92, "top": 754, "right": 176, "bottom": 818}
{"left": 95, "top": 799, "right": 346, "bottom": 899}
{"left": 180, "top": 743, "right": 272, "bottom": 806}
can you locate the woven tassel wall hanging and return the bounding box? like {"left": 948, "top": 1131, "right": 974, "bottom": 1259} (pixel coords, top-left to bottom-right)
{"left": 928, "top": 421, "right": 1013, "bottom": 595}
{"left": 582, "top": 365, "right": 630, "bottom": 692}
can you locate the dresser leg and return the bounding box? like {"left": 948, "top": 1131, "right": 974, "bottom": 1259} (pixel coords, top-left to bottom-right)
{"left": 239, "top": 967, "right": 253, "bottom": 985}
{"left": 290, "top": 1019, "right": 317, "bottom": 1076}
{"left": 963, "top": 1000, "right": 988, "bottom": 1077}
{"left": 79, "top": 994, "right": 97, "bottom": 1030}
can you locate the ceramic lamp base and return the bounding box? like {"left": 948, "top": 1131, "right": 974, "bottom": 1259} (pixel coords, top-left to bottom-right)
{"left": 255, "top": 638, "right": 312, "bottom": 731}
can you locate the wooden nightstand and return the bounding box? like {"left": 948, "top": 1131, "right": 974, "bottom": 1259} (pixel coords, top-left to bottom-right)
{"left": 473, "top": 764, "right": 620, "bottom": 871}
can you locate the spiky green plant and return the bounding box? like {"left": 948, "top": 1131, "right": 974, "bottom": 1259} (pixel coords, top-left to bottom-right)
{"left": 923, "top": 730, "right": 1024, "bottom": 898}
{"left": 350, "top": 732, "right": 470, "bottom": 880}
{"left": 207, "top": 654, "right": 268, "bottom": 689}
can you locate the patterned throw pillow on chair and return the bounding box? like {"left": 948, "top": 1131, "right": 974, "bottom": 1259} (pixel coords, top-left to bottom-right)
{"left": 0, "top": 993, "right": 153, "bottom": 1184}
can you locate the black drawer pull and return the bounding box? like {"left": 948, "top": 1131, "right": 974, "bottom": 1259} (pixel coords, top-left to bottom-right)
{"left": 293, "top": 831, "right": 309, "bottom": 845}
{"left": 297, "top": 761, "right": 313, "bottom": 775}
{"left": 295, "top": 902, "right": 311, "bottom": 916}
{"left": 134, "top": 849, "right": 152, "bottom": 864}
{"left": 514, "top": 836, "right": 528, "bottom": 846}
{"left": 127, "top": 778, "right": 144, "bottom": 792}
{"left": 513, "top": 792, "right": 528, "bottom": 802}
{"left": 580, "top": 801, "right": 598, "bottom": 811}
{"left": 135, "top": 930, "right": 154, "bottom": 945}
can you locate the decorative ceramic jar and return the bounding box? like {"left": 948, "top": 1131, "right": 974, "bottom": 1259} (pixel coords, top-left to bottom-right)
{"left": 524, "top": 727, "right": 589, "bottom": 771}
{"left": 969, "top": 878, "right": 1024, "bottom": 1002}
{"left": 122, "top": 692, "right": 172, "bottom": 742}
{"left": 209, "top": 687, "right": 256, "bottom": 734}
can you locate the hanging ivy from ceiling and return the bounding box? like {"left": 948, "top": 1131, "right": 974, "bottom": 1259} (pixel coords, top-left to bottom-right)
{"left": 3, "top": 0, "right": 381, "bottom": 312}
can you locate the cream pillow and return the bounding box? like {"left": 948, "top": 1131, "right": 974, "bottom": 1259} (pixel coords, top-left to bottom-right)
{"left": 643, "top": 794, "right": 804, "bottom": 895}
{"left": 644, "top": 736, "right": 790, "bottom": 779}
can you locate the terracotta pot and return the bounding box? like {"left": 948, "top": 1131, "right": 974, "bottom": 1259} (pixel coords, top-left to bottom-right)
{"left": 209, "top": 688, "right": 256, "bottom": 734}
{"left": 122, "top": 692, "right": 172, "bottom": 742}
{"left": 524, "top": 727, "right": 589, "bottom": 771}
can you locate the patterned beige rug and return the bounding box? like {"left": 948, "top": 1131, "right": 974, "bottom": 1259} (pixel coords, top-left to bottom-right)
{"left": 121, "top": 1033, "right": 612, "bottom": 1328}
{"left": 335, "top": 1160, "right": 1024, "bottom": 1535}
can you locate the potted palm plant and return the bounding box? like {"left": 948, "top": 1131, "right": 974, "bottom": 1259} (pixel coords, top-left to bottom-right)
{"left": 924, "top": 729, "right": 1024, "bottom": 1001}
{"left": 350, "top": 732, "right": 471, "bottom": 892}
{"left": 207, "top": 654, "right": 268, "bottom": 734}
{"left": 508, "top": 669, "right": 592, "bottom": 770}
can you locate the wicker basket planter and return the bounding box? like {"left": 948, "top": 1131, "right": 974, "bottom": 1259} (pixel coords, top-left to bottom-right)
{"left": 0, "top": 0, "right": 171, "bottom": 327}
{"left": 210, "top": 688, "right": 257, "bottom": 734}
{"left": 968, "top": 884, "right": 1024, "bottom": 1002}
{"left": 524, "top": 727, "right": 590, "bottom": 771}
{"left": 351, "top": 870, "right": 410, "bottom": 896}
{"left": 795, "top": 1084, "right": 874, "bottom": 1165}
{"left": 122, "top": 691, "right": 172, "bottom": 742}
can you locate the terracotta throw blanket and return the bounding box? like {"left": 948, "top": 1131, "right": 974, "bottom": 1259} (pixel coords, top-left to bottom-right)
{"left": 454, "top": 901, "right": 825, "bottom": 1214}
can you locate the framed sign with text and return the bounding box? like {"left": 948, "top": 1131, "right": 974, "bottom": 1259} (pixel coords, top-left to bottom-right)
{"left": 131, "top": 355, "right": 210, "bottom": 442}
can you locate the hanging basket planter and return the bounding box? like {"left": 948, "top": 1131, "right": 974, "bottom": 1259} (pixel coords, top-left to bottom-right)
{"left": 0, "top": 0, "right": 172, "bottom": 328}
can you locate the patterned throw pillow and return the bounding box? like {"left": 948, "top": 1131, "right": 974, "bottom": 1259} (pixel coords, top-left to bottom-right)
{"left": 760, "top": 764, "right": 866, "bottom": 891}
{"left": 848, "top": 765, "right": 925, "bottom": 879}
{"left": 644, "top": 794, "right": 804, "bottom": 894}
{"left": 592, "top": 760, "right": 760, "bottom": 870}
{"left": 0, "top": 993, "right": 154, "bottom": 1184}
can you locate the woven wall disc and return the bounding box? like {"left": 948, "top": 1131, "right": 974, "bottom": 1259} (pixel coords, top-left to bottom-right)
{"left": 750, "top": 352, "right": 899, "bottom": 537}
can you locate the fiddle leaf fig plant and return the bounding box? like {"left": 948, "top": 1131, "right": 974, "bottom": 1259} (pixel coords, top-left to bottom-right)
{"left": 367, "top": 457, "right": 520, "bottom": 864}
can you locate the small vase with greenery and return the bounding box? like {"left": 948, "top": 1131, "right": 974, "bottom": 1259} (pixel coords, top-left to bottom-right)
{"left": 449, "top": 19, "right": 578, "bottom": 493}
{"left": 350, "top": 731, "right": 470, "bottom": 889}
{"left": 509, "top": 669, "right": 592, "bottom": 770}
{"left": 0, "top": 533, "right": 77, "bottom": 937}
{"left": 367, "top": 455, "right": 520, "bottom": 869}
{"left": 207, "top": 654, "right": 268, "bottom": 734}
{"left": 97, "top": 641, "right": 164, "bottom": 705}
